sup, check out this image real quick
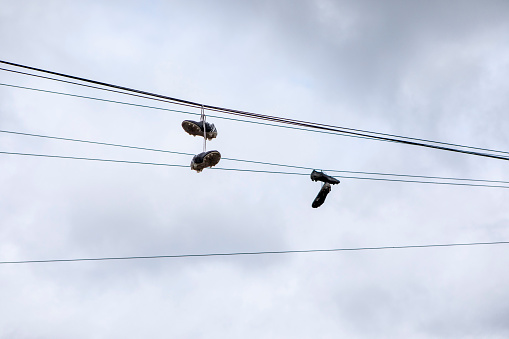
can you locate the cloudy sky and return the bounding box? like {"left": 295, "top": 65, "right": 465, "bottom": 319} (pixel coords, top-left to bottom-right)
{"left": 1, "top": 0, "right": 509, "bottom": 337}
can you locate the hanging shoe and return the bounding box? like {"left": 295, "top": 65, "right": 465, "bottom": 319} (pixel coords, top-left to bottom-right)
{"left": 310, "top": 170, "right": 340, "bottom": 185}
{"left": 182, "top": 120, "right": 218, "bottom": 140}
{"left": 312, "top": 183, "right": 331, "bottom": 208}
{"left": 191, "top": 150, "right": 221, "bottom": 172}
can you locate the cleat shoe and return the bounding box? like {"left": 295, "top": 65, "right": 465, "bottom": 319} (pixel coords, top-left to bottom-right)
{"left": 191, "top": 150, "right": 221, "bottom": 173}
{"left": 182, "top": 120, "right": 218, "bottom": 140}
{"left": 312, "top": 183, "right": 331, "bottom": 208}
{"left": 310, "top": 170, "right": 340, "bottom": 185}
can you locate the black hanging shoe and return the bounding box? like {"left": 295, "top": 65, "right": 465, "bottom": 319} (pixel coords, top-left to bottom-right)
{"left": 312, "top": 183, "right": 331, "bottom": 208}
{"left": 310, "top": 170, "right": 340, "bottom": 185}
{"left": 182, "top": 120, "right": 218, "bottom": 140}
{"left": 191, "top": 150, "right": 221, "bottom": 172}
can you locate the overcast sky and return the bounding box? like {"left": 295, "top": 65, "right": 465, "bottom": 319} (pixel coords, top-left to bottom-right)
{"left": 1, "top": 0, "right": 509, "bottom": 338}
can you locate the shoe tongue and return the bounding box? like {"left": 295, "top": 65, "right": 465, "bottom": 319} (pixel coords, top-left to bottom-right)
{"left": 198, "top": 121, "right": 211, "bottom": 132}
{"left": 204, "top": 122, "right": 213, "bottom": 132}
{"left": 193, "top": 151, "right": 206, "bottom": 163}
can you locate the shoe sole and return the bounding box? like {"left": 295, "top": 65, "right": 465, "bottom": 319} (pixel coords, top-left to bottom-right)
{"left": 182, "top": 121, "right": 217, "bottom": 140}
{"left": 312, "top": 183, "right": 331, "bottom": 208}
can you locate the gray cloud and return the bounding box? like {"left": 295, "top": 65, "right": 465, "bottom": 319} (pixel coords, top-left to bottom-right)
{"left": 1, "top": 0, "right": 509, "bottom": 338}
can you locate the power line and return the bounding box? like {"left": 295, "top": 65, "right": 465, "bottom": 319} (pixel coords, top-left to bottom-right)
{"left": 3, "top": 81, "right": 509, "bottom": 166}
{"left": 0, "top": 151, "right": 189, "bottom": 169}
{"left": 1, "top": 240, "right": 508, "bottom": 265}
{"left": 0, "top": 129, "right": 194, "bottom": 157}
{"left": 1, "top": 60, "right": 508, "bottom": 161}
{"left": 0, "top": 82, "right": 383, "bottom": 143}
{"left": 0, "top": 67, "right": 198, "bottom": 110}
{"left": 2, "top": 150, "right": 509, "bottom": 188}
{"left": 3, "top": 129, "right": 509, "bottom": 186}
{"left": 2, "top": 81, "right": 509, "bottom": 166}
{"left": 6, "top": 67, "right": 509, "bottom": 159}
{"left": 0, "top": 66, "right": 445, "bottom": 149}
{"left": 2, "top": 66, "right": 498, "bottom": 154}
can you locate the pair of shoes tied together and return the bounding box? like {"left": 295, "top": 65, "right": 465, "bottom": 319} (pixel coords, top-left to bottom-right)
{"left": 182, "top": 120, "right": 218, "bottom": 140}
{"left": 182, "top": 118, "right": 221, "bottom": 173}
{"left": 310, "top": 170, "right": 340, "bottom": 208}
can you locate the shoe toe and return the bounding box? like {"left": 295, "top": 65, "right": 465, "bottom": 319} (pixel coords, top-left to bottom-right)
{"left": 206, "top": 130, "right": 218, "bottom": 140}
{"left": 191, "top": 162, "right": 205, "bottom": 173}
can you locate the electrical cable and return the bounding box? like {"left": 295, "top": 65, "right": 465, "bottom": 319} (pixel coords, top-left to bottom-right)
{"left": 0, "top": 67, "right": 199, "bottom": 110}
{"left": 3, "top": 129, "right": 509, "bottom": 186}
{"left": 3, "top": 67, "right": 509, "bottom": 159}
{"left": 2, "top": 81, "right": 508, "bottom": 164}
{"left": 0, "top": 129, "right": 194, "bottom": 157}
{"left": 1, "top": 61, "right": 509, "bottom": 161}
{"left": 1, "top": 240, "right": 508, "bottom": 265}
{"left": 0, "top": 63, "right": 493, "bottom": 147}
{"left": 0, "top": 83, "right": 383, "bottom": 143}
{"left": 5, "top": 66, "right": 507, "bottom": 155}
{"left": 2, "top": 82, "right": 509, "bottom": 165}
{"left": 2, "top": 150, "right": 509, "bottom": 188}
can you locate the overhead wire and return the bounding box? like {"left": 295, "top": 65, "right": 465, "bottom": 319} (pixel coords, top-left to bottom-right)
{"left": 0, "top": 67, "right": 200, "bottom": 110}
{"left": 0, "top": 66, "right": 472, "bottom": 150}
{"left": 2, "top": 150, "right": 509, "bottom": 188}
{"left": 1, "top": 60, "right": 509, "bottom": 161}
{"left": 2, "top": 129, "right": 509, "bottom": 186}
{"left": 0, "top": 63, "right": 493, "bottom": 147}
{"left": 1, "top": 240, "right": 508, "bottom": 265}
{"left": 2, "top": 81, "right": 509, "bottom": 165}
{"left": 2, "top": 64, "right": 508, "bottom": 267}
{"left": 7, "top": 65, "right": 509, "bottom": 158}
{"left": 0, "top": 82, "right": 384, "bottom": 143}
{"left": 1, "top": 78, "right": 508, "bottom": 186}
